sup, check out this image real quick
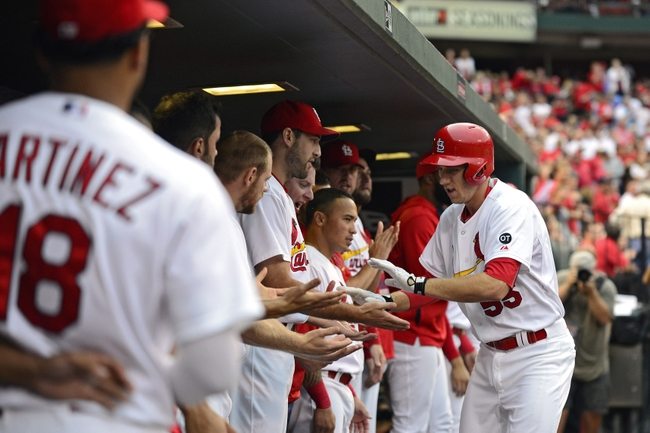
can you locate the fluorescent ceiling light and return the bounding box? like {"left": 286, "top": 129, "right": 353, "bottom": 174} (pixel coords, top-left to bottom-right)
{"left": 203, "top": 82, "right": 298, "bottom": 96}
{"left": 147, "top": 19, "right": 165, "bottom": 28}
{"left": 324, "top": 124, "right": 371, "bottom": 134}
{"left": 147, "top": 17, "right": 183, "bottom": 29}
{"left": 376, "top": 152, "right": 414, "bottom": 161}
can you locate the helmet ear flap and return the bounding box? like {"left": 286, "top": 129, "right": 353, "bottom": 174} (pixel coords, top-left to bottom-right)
{"left": 465, "top": 162, "right": 487, "bottom": 185}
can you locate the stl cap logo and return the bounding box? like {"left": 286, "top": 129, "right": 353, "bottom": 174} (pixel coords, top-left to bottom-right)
{"left": 341, "top": 144, "right": 353, "bottom": 157}
{"left": 436, "top": 138, "right": 445, "bottom": 153}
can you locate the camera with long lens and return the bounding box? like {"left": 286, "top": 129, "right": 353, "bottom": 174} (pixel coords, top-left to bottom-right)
{"left": 577, "top": 268, "right": 592, "bottom": 283}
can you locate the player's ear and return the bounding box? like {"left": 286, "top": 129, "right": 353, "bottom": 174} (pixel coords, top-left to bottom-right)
{"left": 281, "top": 128, "right": 294, "bottom": 148}
{"left": 314, "top": 210, "right": 326, "bottom": 226}
{"left": 243, "top": 166, "right": 258, "bottom": 187}
{"left": 188, "top": 137, "right": 204, "bottom": 159}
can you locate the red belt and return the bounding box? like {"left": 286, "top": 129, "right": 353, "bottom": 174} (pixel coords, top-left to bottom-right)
{"left": 486, "top": 329, "right": 547, "bottom": 351}
{"left": 326, "top": 371, "right": 353, "bottom": 385}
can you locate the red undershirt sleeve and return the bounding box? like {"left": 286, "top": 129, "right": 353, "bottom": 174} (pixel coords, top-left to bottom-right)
{"left": 484, "top": 257, "right": 521, "bottom": 289}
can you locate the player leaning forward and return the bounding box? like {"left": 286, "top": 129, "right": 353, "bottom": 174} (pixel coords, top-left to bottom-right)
{"left": 371, "top": 123, "right": 575, "bottom": 433}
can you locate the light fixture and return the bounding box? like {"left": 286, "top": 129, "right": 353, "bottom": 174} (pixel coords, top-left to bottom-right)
{"left": 147, "top": 17, "right": 184, "bottom": 29}
{"left": 202, "top": 82, "right": 298, "bottom": 96}
{"left": 375, "top": 152, "right": 414, "bottom": 161}
{"left": 323, "top": 124, "right": 371, "bottom": 134}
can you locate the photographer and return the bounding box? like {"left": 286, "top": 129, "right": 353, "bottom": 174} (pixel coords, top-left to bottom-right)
{"left": 557, "top": 251, "right": 617, "bottom": 433}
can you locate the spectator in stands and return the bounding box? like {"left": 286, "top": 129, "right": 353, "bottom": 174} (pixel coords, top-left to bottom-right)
{"left": 606, "top": 58, "right": 631, "bottom": 96}
{"left": 610, "top": 180, "right": 650, "bottom": 270}
{"left": 595, "top": 222, "right": 632, "bottom": 278}
{"left": 454, "top": 48, "right": 475, "bottom": 80}
{"left": 557, "top": 251, "right": 616, "bottom": 433}
{"left": 591, "top": 178, "right": 620, "bottom": 223}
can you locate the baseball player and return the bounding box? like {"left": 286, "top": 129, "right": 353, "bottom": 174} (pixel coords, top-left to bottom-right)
{"left": 289, "top": 188, "right": 371, "bottom": 433}
{"left": 152, "top": 95, "right": 351, "bottom": 433}
{"left": 386, "top": 157, "right": 470, "bottom": 433}
{"left": 0, "top": 1, "right": 263, "bottom": 432}
{"left": 232, "top": 100, "right": 339, "bottom": 433}
{"left": 285, "top": 165, "right": 316, "bottom": 213}
{"left": 233, "top": 101, "right": 407, "bottom": 433}
{"left": 370, "top": 123, "right": 576, "bottom": 433}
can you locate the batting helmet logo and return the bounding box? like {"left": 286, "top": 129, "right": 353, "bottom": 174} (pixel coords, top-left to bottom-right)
{"left": 435, "top": 138, "right": 445, "bottom": 153}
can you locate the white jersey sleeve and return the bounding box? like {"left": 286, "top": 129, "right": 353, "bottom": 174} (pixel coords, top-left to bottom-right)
{"left": 165, "top": 187, "right": 263, "bottom": 343}
{"left": 419, "top": 207, "right": 460, "bottom": 278}
{"left": 238, "top": 176, "right": 310, "bottom": 282}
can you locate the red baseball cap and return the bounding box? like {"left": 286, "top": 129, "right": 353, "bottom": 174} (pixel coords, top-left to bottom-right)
{"left": 321, "top": 140, "right": 362, "bottom": 169}
{"left": 39, "top": 0, "right": 169, "bottom": 43}
{"left": 416, "top": 154, "right": 437, "bottom": 179}
{"left": 261, "top": 100, "right": 338, "bottom": 138}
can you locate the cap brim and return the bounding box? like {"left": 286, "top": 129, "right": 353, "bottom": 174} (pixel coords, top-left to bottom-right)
{"left": 143, "top": 0, "right": 169, "bottom": 22}
{"left": 303, "top": 126, "right": 340, "bottom": 138}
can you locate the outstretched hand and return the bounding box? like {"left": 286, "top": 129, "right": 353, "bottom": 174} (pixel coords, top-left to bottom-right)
{"left": 259, "top": 270, "right": 344, "bottom": 318}
{"left": 336, "top": 285, "right": 385, "bottom": 306}
{"left": 368, "top": 258, "right": 425, "bottom": 294}
{"left": 357, "top": 302, "right": 409, "bottom": 330}
{"left": 296, "top": 327, "right": 362, "bottom": 363}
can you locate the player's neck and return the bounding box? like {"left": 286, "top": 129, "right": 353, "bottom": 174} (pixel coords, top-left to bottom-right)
{"left": 271, "top": 154, "right": 289, "bottom": 186}
{"left": 305, "top": 229, "right": 334, "bottom": 259}
{"left": 464, "top": 179, "right": 491, "bottom": 215}
{"left": 50, "top": 68, "right": 136, "bottom": 112}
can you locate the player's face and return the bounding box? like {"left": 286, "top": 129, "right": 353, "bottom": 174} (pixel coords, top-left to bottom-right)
{"left": 287, "top": 130, "right": 321, "bottom": 180}
{"left": 324, "top": 164, "right": 359, "bottom": 195}
{"left": 202, "top": 115, "right": 222, "bottom": 167}
{"left": 353, "top": 158, "right": 372, "bottom": 205}
{"left": 437, "top": 164, "right": 481, "bottom": 206}
{"left": 323, "top": 197, "right": 358, "bottom": 253}
{"left": 286, "top": 167, "right": 315, "bottom": 211}
{"left": 239, "top": 153, "right": 273, "bottom": 214}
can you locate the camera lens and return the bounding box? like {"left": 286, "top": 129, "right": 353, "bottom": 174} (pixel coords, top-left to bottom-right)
{"left": 577, "top": 269, "right": 591, "bottom": 282}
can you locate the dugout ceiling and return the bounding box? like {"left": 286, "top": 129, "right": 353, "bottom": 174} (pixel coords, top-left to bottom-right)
{"left": 0, "top": 0, "right": 536, "bottom": 187}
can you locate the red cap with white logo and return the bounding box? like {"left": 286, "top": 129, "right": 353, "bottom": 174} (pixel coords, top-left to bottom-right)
{"left": 39, "top": 0, "right": 169, "bottom": 42}
{"left": 321, "top": 140, "right": 362, "bottom": 168}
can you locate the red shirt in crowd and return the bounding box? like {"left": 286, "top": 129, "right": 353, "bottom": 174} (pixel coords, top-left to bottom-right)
{"left": 595, "top": 237, "right": 629, "bottom": 278}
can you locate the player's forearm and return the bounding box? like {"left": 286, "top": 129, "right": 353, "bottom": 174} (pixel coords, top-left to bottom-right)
{"left": 241, "top": 319, "right": 302, "bottom": 353}
{"left": 346, "top": 265, "right": 380, "bottom": 291}
{"left": 422, "top": 273, "right": 509, "bottom": 302}
{"left": 307, "top": 302, "right": 365, "bottom": 323}
{"left": 387, "top": 291, "right": 411, "bottom": 312}
{"left": 0, "top": 345, "right": 40, "bottom": 389}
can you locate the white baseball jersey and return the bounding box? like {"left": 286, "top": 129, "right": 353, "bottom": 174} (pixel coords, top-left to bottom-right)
{"left": 306, "top": 245, "right": 363, "bottom": 375}
{"left": 420, "top": 179, "right": 565, "bottom": 343}
{"left": 232, "top": 175, "right": 309, "bottom": 433}
{"left": 341, "top": 218, "right": 369, "bottom": 277}
{"left": 0, "top": 93, "right": 263, "bottom": 428}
